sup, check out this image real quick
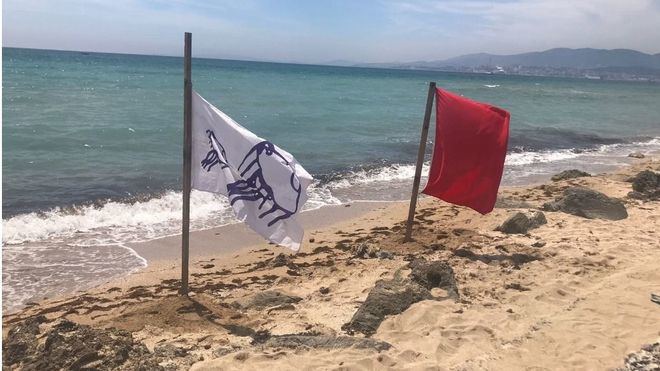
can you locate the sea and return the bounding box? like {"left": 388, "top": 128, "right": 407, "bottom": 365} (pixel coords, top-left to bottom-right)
{"left": 3, "top": 47, "right": 660, "bottom": 311}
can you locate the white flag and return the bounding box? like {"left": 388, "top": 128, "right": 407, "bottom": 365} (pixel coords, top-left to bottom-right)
{"left": 191, "top": 91, "right": 313, "bottom": 251}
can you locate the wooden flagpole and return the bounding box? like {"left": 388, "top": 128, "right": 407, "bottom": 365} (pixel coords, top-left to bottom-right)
{"left": 404, "top": 81, "right": 436, "bottom": 242}
{"left": 181, "top": 32, "right": 192, "bottom": 295}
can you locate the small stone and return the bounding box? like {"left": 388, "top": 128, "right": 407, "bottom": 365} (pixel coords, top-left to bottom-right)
{"left": 628, "top": 152, "right": 645, "bottom": 159}
{"left": 376, "top": 250, "right": 394, "bottom": 260}
{"left": 551, "top": 169, "right": 591, "bottom": 181}
{"left": 319, "top": 287, "right": 330, "bottom": 295}
{"left": 308, "top": 238, "right": 315, "bottom": 243}
{"left": 531, "top": 241, "right": 546, "bottom": 248}
{"left": 495, "top": 211, "right": 547, "bottom": 234}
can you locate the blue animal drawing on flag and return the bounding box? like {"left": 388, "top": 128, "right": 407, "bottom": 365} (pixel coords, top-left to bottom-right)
{"left": 201, "top": 130, "right": 229, "bottom": 171}
{"left": 200, "top": 135, "right": 302, "bottom": 227}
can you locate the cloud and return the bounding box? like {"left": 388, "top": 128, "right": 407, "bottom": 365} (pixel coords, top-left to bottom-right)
{"left": 383, "top": 0, "right": 660, "bottom": 59}
{"left": 3, "top": 0, "right": 660, "bottom": 63}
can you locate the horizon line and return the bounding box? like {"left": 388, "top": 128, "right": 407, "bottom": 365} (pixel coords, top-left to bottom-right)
{"left": 5, "top": 45, "right": 659, "bottom": 69}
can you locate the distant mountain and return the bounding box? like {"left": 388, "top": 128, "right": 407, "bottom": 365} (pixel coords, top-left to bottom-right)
{"left": 434, "top": 48, "right": 660, "bottom": 69}
{"left": 354, "top": 48, "right": 660, "bottom": 82}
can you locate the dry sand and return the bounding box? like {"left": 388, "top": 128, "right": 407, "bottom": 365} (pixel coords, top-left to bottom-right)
{"left": 3, "top": 157, "right": 660, "bottom": 370}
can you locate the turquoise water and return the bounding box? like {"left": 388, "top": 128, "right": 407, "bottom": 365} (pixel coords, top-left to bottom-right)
{"left": 4, "top": 47, "right": 660, "bottom": 216}
{"left": 3, "top": 47, "right": 660, "bottom": 310}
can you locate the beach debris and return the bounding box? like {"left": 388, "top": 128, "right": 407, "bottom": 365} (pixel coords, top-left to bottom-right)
{"left": 266, "top": 304, "right": 296, "bottom": 314}
{"left": 311, "top": 245, "right": 333, "bottom": 254}
{"left": 542, "top": 187, "right": 628, "bottom": 220}
{"left": 408, "top": 259, "right": 459, "bottom": 299}
{"left": 427, "top": 243, "right": 446, "bottom": 251}
{"left": 3, "top": 315, "right": 45, "bottom": 366}
{"left": 628, "top": 152, "right": 646, "bottom": 159}
{"left": 3, "top": 319, "right": 164, "bottom": 370}
{"left": 234, "top": 290, "right": 303, "bottom": 310}
{"left": 286, "top": 269, "right": 301, "bottom": 276}
{"left": 551, "top": 169, "right": 591, "bottom": 181}
{"left": 350, "top": 243, "right": 394, "bottom": 259}
{"left": 651, "top": 293, "right": 660, "bottom": 305}
{"left": 262, "top": 334, "right": 391, "bottom": 351}
{"left": 453, "top": 248, "right": 541, "bottom": 269}
{"left": 628, "top": 170, "right": 660, "bottom": 200}
{"left": 351, "top": 243, "right": 370, "bottom": 258}
{"left": 531, "top": 241, "right": 547, "bottom": 248}
{"left": 212, "top": 346, "right": 241, "bottom": 358}
{"left": 269, "top": 253, "right": 295, "bottom": 268}
{"left": 616, "top": 339, "right": 660, "bottom": 371}
{"left": 505, "top": 283, "right": 531, "bottom": 291}
{"left": 495, "top": 211, "right": 547, "bottom": 234}
{"left": 376, "top": 250, "right": 394, "bottom": 260}
{"left": 342, "top": 277, "right": 433, "bottom": 336}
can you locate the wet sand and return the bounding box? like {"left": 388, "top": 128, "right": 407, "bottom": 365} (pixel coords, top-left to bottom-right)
{"left": 129, "top": 201, "right": 391, "bottom": 263}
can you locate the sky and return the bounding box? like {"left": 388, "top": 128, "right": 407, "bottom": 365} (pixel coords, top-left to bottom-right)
{"left": 3, "top": 0, "right": 660, "bottom": 64}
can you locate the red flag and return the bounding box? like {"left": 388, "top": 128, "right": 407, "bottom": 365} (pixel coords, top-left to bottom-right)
{"left": 422, "top": 88, "right": 510, "bottom": 214}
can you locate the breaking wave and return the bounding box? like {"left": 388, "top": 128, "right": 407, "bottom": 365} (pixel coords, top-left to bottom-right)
{"left": 3, "top": 137, "right": 659, "bottom": 248}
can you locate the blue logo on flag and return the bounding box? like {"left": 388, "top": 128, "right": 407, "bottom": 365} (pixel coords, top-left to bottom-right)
{"left": 201, "top": 131, "right": 302, "bottom": 226}
{"left": 201, "top": 130, "right": 229, "bottom": 170}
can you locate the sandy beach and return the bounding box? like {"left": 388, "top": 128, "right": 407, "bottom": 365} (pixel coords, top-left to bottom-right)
{"left": 3, "top": 156, "right": 660, "bottom": 370}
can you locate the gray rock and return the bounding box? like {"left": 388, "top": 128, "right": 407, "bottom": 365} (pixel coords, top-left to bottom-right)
{"left": 376, "top": 250, "right": 394, "bottom": 260}
{"left": 628, "top": 170, "right": 660, "bottom": 200}
{"left": 3, "top": 319, "right": 163, "bottom": 370}
{"left": 616, "top": 339, "right": 660, "bottom": 371}
{"left": 2, "top": 315, "right": 45, "bottom": 366}
{"left": 341, "top": 278, "right": 432, "bottom": 336}
{"left": 264, "top": 335, "right": 391, "bottom": 351}
{"left": 236, "top": 290, "right": 303, "bottom": 310}
{"left": 542, "top": 187, "right": 628, "bottom": 220}
{"left": 351, "top": 243, "right": 393, "bottom": 260}
{"left": 551, "top": 169, "right": 591, "bottom": 181}
{"left": 351, "top": 243, "right": 369, "bottom": 258}
{"left": 212, "top": 346, "right": 238, "bottom": 358}
{"left": 408, "top": 260, "right": 459, "bottom": 299}
{"left": 495, "top": 211, "right": 547, "bottom": 234}
{"left": 628, "top": 152, "right": 646, "bottom": 159}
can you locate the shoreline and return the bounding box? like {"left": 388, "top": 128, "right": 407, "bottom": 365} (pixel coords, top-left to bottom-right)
{"left": 3, "top": 149, "right": 658, "bottom": 314}
{"left": 129, "top": 201, "right": 395, "bottom": 264}
{"left": 3, "top": 155, "right": 659, "bottom": 370}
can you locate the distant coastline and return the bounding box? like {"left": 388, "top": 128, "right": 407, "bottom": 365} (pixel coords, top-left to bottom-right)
{"left": 348, "top": 48, "right": 660, "bottom": 83}
{"left": 5, "top": 46, "right": 660, "bottom": 83}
